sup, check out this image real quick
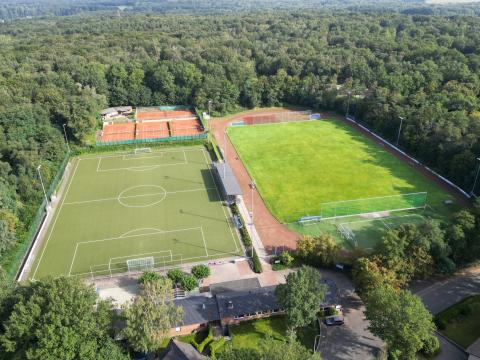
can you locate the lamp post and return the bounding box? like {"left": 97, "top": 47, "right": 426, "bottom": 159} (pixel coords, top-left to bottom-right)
{"left": 62, "top": 123, "right": 70, "bottom": 152}
{"left": 250, "top": 180, "right": 256, "bottom": 239}
{"left": 345, "top": 91, "right": 352, "bottom": 118}
{"left": 223, "top": 130, "right": 227, "bottom": 179}
{"left": 208, "top": 100, "right": 212, "bottom": 118}
{"left": 471, "top": 157, "right": 480, "bottom": 196}
{"left": 37, "top": 165, "right": 49, "bottom": 207}
{"left": 396, "top": 116, "right": 404, "bottom": 147}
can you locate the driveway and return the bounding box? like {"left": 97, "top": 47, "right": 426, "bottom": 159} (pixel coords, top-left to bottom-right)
{"left": 317, "top": 270, "right": 383, "bottom": 360}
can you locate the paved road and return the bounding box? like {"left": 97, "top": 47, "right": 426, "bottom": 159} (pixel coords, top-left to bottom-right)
{"left": 317, "top": 270, "right": 383, "bottom": 360}
{"left": 413, "top": 268, "right": 480, "bottom": 314}
{"left": 412, "top": 267, "right": 480, "bottom": 360}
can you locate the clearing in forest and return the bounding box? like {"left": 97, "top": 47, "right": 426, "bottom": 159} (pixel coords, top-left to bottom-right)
{"left": 30, "top": 146, "right": 241, "bottom": 279}
{"left": 227, "top": 119, "right": 458, "bottom": 250}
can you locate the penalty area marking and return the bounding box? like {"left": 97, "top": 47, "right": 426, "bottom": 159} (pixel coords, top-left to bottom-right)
{"left": 68, "top": 226, "right": 204, "bottom": 276}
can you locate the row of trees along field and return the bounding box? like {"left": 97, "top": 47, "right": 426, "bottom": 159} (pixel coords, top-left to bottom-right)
{"left": 1, "top": 10, "right": 480, "bottom": 276}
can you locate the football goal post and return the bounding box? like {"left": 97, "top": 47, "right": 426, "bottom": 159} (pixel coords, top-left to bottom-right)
{"left": 126, "top": 257, "right": 154, "bottom": 272}
{"left": 134, "top": 147, "right": 152, "bottom": 154}
{"left": 320, "top": 192, "right": 427, "bottom": 219}
{"left": 337, "top": 223, "right": 357, "bottom": 248}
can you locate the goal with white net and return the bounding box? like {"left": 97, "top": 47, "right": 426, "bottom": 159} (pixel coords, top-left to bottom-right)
{"left": 337, "top": 223, "right": 357, "bottom": 247}
{"left": 134, "top": 147, "right": 152, "bottom": 155}
{"left": 126, "top": 257, "right": 154, "bottom": 272}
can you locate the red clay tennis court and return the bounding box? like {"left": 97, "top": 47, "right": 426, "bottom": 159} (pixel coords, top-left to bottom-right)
{"left": 170, "top": 119, "right": 203, "bottom": 137}
{"left": 136, "top": 121, "right": 170, "bottom": 140}
{"left": 100, "top": 123, "right": 135, "bottom": 142}
{"left": 136, "top": 109, "right": 196, "bottom": 121}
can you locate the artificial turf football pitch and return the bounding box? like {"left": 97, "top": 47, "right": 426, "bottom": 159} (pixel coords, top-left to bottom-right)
{"left": 30, "top": 147, "right": 242, "bottom": 279}
{"left": 227, "top": 119, "right": 457, "bottom": 247}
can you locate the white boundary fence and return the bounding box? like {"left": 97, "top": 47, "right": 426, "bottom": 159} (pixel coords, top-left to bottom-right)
{"left": 345, "top": 116, "right": 471, "bottom": 199}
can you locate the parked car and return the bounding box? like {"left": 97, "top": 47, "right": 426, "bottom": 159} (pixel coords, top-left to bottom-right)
{"left": 324, "top": 315, "right": 344, "bottom": 326}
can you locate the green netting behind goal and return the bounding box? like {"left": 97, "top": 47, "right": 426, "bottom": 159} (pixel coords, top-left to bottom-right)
{"left": 320, "top": 192, "right": 427, "bottom": 219}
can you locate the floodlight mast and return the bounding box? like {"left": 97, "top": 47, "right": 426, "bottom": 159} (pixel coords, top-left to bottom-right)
{"left": 396, "top": 116, "right": 405, "bottom": 147}
{"left": 471, "top": 157, "right": 480, "bottom": 196}
{"left": 208, "top": 100, "right": 212, "bottom": 118}
{"left": 345, "top": 90, "right": 352, "bottom": 118}
{"left": 37, "top": 165, "right": 49, "bottom": 207}
{"left": 223, "top": 130, "right": 227, "bottom": 179}
{"left": 62, "top": 123, "right": 70, "bottom": 152}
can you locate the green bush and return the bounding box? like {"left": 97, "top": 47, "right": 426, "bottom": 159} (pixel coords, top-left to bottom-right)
{"left": 191, "top": 264, "right": 211, "bottom": 279}
{"left": 180, "top": 274, "right": 198, "bottom": 291}
{"left": 229, "top": 204, "right": 252, "bottom": 248}
{"left": 137, "top": 271, "right": 161, "bottom": 285}
{"left": 197, "top": 326, "right": 214, "bottom": 353}
{"left": 278, "top": 251, "right": 293, "bottom": 266}
{"left": 240, "top": 227, "right": 252, "bottom": 247}
{"left": 251, "top": 248, "right": 263, "bottom": 273}
{"left": 167, "top": 269, "right": 185, "bottom": 284}
{"left": 209, "top": 337, "right": 227, "bottom": 358}
{"left": 421, "top": 335, "right": 440, "bottom": 356}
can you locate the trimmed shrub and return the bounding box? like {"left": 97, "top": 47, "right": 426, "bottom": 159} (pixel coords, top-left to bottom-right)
{"left": 138, "top": 271, "right": 161, "bottom": 285}
{"left": 197, "top": 326, "right": 214, "bottom": 353}
{"left": 230, "top": 203, "right": 252, "bottom": 248}
{"left": 180, "top": 274, "right": 198, "bottom": 291}
{"left": 209, "top": 337, "right": 227, "bottom": 358}
{"left": 167, "top": 268, "right": 186, "bottom": 284}
{"left": 278, "top": 251, "right": 293, "bottom": 266}
{"left": 251, "top": 248, "right": 263, "bottom": 273}
{"left": 191, "top": 264, "right": 211, "bottom": 279}
{"left": 421, "top": 335, "right": 440, "bottom": 356}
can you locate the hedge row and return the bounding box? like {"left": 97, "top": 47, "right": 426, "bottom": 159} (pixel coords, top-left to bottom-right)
{"left": 209, "top": 337, "right": 227, "bottom": 358}
{"left": 252, "top": 248, "right": 263, "bottom": 273}
{"left": 197, "top": 326, "right": 214, "bottom": 353}
{"left": 230, "top": 203, "right": 252, "bottom": 248}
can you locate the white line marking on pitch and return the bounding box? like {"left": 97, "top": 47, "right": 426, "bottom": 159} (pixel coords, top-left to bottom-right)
{"left": 81, "top": 147, "right": 204, "bottom": 161}
{"left": 77, "top": 226, "right": 202, "bottom": 245}
{"left": 63, "top": 187, "right": 216, "bottom": 206}
{"left": 200, "top": 227, "right": 209, "bottom": 256}
{"left": 33, "top": 159, "right": 81, "bottom": 280}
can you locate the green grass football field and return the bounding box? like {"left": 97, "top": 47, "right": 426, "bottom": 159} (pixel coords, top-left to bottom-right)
{"left": 227, "top": 119, "right": 458, "bottom": 248}
{"left": 31, "top": 147, "right": 241, "bottom": 279}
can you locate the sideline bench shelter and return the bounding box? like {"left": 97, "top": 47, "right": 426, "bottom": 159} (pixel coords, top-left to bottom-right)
{"left": 213, "top": 161, "right": 242, "bottom": 204}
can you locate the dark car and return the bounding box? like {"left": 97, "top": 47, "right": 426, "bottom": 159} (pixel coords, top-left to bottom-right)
{"left": 324, "top": 315, "right": 344, "bottom": 326}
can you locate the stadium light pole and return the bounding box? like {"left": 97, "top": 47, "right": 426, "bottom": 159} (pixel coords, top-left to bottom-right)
{"left": 208, "top": 100, "right": 212, "bottom": 118}
{"left": 396, "top": 116, "right": 404, "bottom": 147}
{"left": 223, "top": 130, "right": 227, "bottom": 179}
{"left": 471, "top": 157, "right": 480, "bottom": 196}
{"left": 62, "top": 123, "right": 70, "bottom": 152}
{"left": 345, "top": 90, "right": 352, "bottom": 118}
{"left": 37, "top": 165, "right": 49, "bottom": 207}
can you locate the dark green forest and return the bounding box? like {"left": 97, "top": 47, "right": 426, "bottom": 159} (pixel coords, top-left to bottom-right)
{"left": 1, "top": 10, "right": 480, "bottom": 276}
{"left": 2, "top": 0, "right": 480, "bottom": 21}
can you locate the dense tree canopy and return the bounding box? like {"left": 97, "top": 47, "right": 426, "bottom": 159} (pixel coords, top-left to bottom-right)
{"left": 365, "top": 285, "right": 436, "bottom": 360}
{"left": 0, "top": 277, "right": 127, "bottom": 360}
{"left": 1, "top": 9, "right": 480, "bottom": 277}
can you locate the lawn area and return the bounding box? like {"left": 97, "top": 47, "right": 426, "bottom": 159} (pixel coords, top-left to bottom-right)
{"left": 30, "top": 146, "right": 241, "bottom": 279}
{"left": 435, "top": 295, "right": 480, "bottom": 348}
{"left": 228, "top": 315, "right": 318, "bottom": 352}
{"left": 227, "top": 120, "right": 456, "bottom": 224}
